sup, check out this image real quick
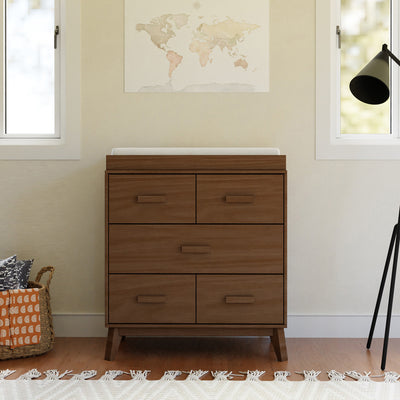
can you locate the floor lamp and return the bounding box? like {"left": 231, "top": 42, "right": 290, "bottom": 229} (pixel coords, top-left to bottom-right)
{"left": 350, "top": 44, "right": 400, "bottom": 370}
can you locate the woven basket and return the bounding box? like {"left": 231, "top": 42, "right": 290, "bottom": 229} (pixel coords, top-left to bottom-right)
{"left": 0, "top": 266, "right": 55, "bottom": 360}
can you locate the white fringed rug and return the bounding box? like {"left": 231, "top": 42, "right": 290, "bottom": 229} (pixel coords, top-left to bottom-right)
{"left": 1, "top": 369, "right": 400, "bottom": 400}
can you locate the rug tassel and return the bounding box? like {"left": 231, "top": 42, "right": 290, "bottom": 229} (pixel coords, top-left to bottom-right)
{"left": 274, "top": 371, "right": 291, "bottom": 382}
{"left": 384, "top": 371, "right": 400, "bottom": 383}
{"left": 99, "top": 370, "right": 126, "bottom": 381}
{"left": 43, "top": 369, "right": 72, "bottom": 381}
{"left": 9, "top": 368, "right": 400, "bottom": 383}
{"left": 129, "top": 370, "right": 151, "bottom": 381}
{"left": 295, "top": 370, "right": 321, "bottom": 382}
{"left": 70, "top": 370, "right": 97, "bottom": 380}
{"left": 161, "top": 370, "right": 182, "bottom": 381}
{"left": 183, "top": 370, "right": 208, "bottom": 380}
{"left": 0, "top": 369, "right": 16, "bottom": 380}
{"left": 345, "top": 371, "right": 373, "bottom": 382}
{"left": 327, "top": 370, "right": 345, "bottom": 382}
{"left": 211, "top": 371, "right": 242, "bottom": 380}
{"left": 17, "top": 369, "right": 41, "bottom": 380}
{"left": 239, "top": 370, "right": 266, "bottom": 381}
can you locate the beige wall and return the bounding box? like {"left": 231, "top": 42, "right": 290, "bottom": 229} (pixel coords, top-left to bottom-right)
{"left": 1, "top": 0, "right": 399, "bottom": 319}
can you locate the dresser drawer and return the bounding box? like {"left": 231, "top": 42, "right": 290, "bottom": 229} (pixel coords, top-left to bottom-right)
{"left": 108, "top": 225, "right": 283, "bottom": 274}
{"left": 108, "top": 174, "right": 195, "bottom": 223}
{"left": 197, "top": 174, "right": 284, "bottom": 223}
{"left": 108, "top": 274, "right": 195, "bottom": 323}
{"left": 197, "top": 275, "right": 283, "bottom": 324}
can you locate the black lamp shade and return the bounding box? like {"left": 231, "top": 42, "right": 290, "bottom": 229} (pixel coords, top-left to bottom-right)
{"left": 349, "top": 50, "right": 390, "bottom": 105}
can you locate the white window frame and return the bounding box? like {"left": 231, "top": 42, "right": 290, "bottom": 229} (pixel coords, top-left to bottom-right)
{"left": 0, "top": 0, "right": 80, "bottom": 160}
{"left": 316, "top": 0, "right": 400, "bottom": 160}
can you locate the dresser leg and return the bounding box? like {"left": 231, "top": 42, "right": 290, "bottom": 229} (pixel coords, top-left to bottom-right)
{"left": 271, "top": 328, "right": 288, "bottom": 361}
{"left": 105, "top": 328, "right": 122, "bottom": 361}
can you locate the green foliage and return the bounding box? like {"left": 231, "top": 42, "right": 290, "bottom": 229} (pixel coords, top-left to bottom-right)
{"left": 341, "top": 0, "right": 390, "bottom": 134}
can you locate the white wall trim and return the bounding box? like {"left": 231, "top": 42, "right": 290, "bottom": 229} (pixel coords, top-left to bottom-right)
{"left": 53, "top": 313, "right": 400, "bottom": 338}
{"left": 286, "top": 315, "right": 400, "bottom": 338}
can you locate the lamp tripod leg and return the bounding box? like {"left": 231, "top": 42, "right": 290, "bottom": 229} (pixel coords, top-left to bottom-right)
{"left": 367, "top": 224, "right": 397, "bottom": 349}
{"left": 381, "top": 221, "right": 400, "bottom": 370}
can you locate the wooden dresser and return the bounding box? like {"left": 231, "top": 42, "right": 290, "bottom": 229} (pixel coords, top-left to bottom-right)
{"left": 105, "top": 155, "right": 287, "bottom": 361}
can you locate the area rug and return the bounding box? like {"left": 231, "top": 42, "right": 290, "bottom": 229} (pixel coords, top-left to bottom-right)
{"left": 0, "top": 369, "right": 400, "bottom": 399}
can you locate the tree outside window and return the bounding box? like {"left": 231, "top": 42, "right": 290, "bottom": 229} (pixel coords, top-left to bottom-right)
{"left": 340, "top": 0, "right": 391, "bottom": 135}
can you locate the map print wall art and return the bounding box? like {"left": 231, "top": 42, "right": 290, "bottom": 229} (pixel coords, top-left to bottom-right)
{"left": 125, "top": 0, "right": 270, "bottom": 92}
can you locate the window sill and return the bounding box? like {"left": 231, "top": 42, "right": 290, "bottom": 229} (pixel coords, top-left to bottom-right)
{"left": 316, "top": 136, "right": 400, "bottom": 160}
{"left": 0, "top": 136, "right": 80, "bottom": 160}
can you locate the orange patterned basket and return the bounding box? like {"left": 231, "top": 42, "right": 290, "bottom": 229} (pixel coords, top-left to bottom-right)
{"left": 0, "top": 266, "right": 55, "bottom": 360}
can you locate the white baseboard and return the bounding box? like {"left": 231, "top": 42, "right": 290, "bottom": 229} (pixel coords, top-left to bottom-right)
{"left": 52, "top": 313, "right": 400, "bottom": 338}
{"left": 285, "top": 315, "right": 400, "bottom": 338}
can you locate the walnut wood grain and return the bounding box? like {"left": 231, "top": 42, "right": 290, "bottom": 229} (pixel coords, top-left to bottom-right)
{"left": 108, "top": 174, "right": 195, "bottom": 223}
{"left": 136, "top": 195, "right": 167, "bottom": 204}
{"left": 180, "top": 245, "right": 212, "bottom": 254}
{"left": 110, "top": 324, "right": 284, "bottom": 329}
{"left": 108, "top": 274, "right": 195, "bottom": 324}
{"left": 271, "top": 328, "right": 288, "bottom": 361}
{"left": 224, "top": 195, "right": 255, "bottom": 204}
{"left": 197, "top": 174, "right": 284, "bottom": 223}
{"left": 225, "top": 296, "right": 256, "bottom": 304}
{"left": 283, "top": 173, "right": 287, "bottom": 326}
{"left": 108, "top": 225, "right": 284, "bottom": 274}
{"left": 106, "top": 155, "right": 286, "bottom": 171}
{"left": 105, "top": 172, "right": 109, "bottom": 324}
{"left": 197, "top": 275, "right": 284, "bottom": 324}
{"left": 104, "top": 327, "right": 122, "bottom": 361}
{"left": 137, "top": 295, "right": 167, "bottom": 304}
{"left": 117, "top": 327, "right": 275, "bottom": 336}
{"left": 105, "top": 155, "right": 287, "bottom": 362}
{"left": 109, "top": 169, "right": 287, "bottom": 174}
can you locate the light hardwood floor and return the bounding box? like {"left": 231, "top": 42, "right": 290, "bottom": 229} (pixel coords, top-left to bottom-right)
{"left": 1, "top": 337, "right": 399, "bottom": 381}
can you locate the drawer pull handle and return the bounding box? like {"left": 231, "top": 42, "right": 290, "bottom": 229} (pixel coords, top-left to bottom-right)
{"left": 225, "top": 195, "right": 254, "bottom": 204}
{"left": 225, "top": 296, "right": 255, "bottom": 304}
{"left": 137, "top": 295, "right": 166, "bottom": 304}
{"left": 136, "top": 195, "right": 167, "bottom": 204}
{"left": 181, "top": 245, "right": 211, "bottom": 254}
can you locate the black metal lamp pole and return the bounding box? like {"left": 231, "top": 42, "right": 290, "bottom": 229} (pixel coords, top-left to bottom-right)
{"left": 350, "top": 44, "right": 400, "bottom": 370}
{"left": 382, "top": 44, "right": 400, "bottom": 67}
{"left": 367, "top": 208, "right": 400, "bottom": 370}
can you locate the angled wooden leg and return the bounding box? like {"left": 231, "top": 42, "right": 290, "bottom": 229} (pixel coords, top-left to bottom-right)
{"left": 270, "top": 328, "right": 288, "bottom": 361}
{"left": 105, "top": 328, "right": 122, "bottom": 361}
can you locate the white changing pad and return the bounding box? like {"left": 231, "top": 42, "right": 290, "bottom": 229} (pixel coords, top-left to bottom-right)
{"left": 111, "top": 147, "right": 280, "bottom": 156}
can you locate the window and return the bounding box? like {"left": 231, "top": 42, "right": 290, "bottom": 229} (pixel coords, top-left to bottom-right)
{"left": 340, "top": 0, "right": 391, "bottom": 135}
{"left": 316, "top": 0, "right": 400, "bottom": 159}
{"left": 0, "top": 0, "right": 81, "bottom": 160}
{"left": 4, "top": 0, "right": 57, "bottom": 137}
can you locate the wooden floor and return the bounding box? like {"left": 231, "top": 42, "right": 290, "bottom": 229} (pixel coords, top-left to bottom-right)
{"left": 1, "top": 337, "right": 400, "bottom": 381}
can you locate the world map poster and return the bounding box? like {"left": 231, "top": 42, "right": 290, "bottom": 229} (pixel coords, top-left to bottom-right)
{"left": 124, "top": 0, "right": 270, "bottom": 92}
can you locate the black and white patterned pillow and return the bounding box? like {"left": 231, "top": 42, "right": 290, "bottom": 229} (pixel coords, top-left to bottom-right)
{"left": 15, "top": 259, "right": 34, "bottom": 289}
{"left": 0, "top": 255, "right": 17, "bottom": 291}
{"left": 0, "top": 255, "right": 16, "bottom": 267}
{"left": 0, "top": 256, "right": 34, "bottom": 290}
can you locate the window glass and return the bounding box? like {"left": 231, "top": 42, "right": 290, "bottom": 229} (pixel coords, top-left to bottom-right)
{"left": 340, "top": 0, "right": 390, "bottom": 134}
{"left": 6, "top": 0, "right": 54, "bottom": 135}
